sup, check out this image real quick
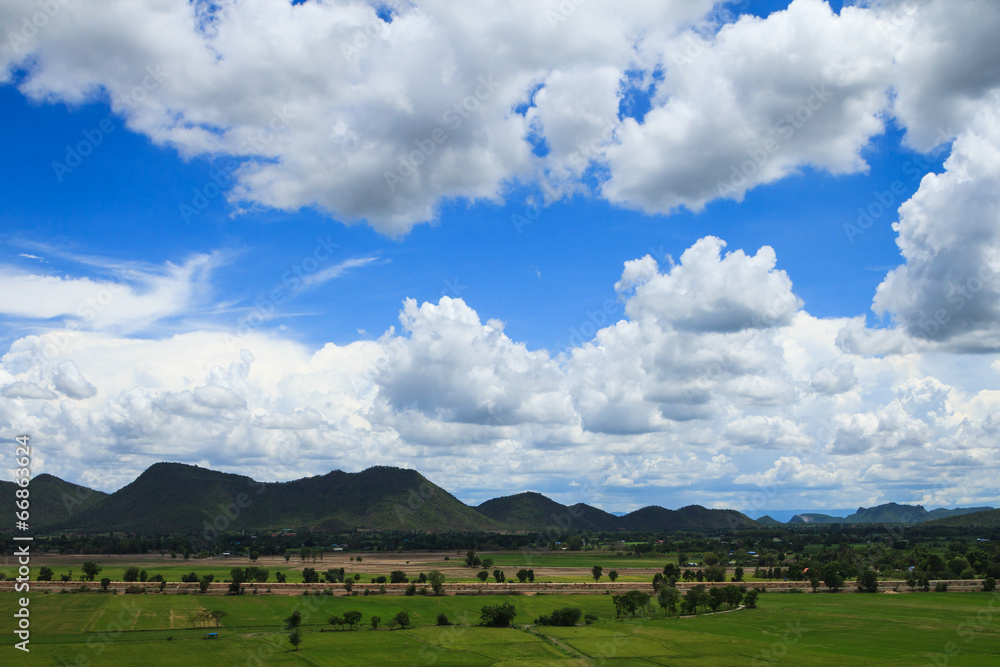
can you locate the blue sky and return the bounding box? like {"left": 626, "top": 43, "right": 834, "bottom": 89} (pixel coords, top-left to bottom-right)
{"left": 1, "top": 86, "right": 945, "bottom": 351}
{"left": 1, "top": 0, "right": 999, "bottom": 514}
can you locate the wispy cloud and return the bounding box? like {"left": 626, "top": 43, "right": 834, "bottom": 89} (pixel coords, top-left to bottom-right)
{"left": 0, "top": 251, "right": 230, "bottom": 335}
{"left": 297, "top": 256, "right": 382, "bottom": 292}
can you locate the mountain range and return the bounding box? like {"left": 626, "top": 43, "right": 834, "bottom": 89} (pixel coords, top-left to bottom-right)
{"left": 4, "top": 463, "right": 995, "bottom": 537}
{"left": 788, "top": 502, "right": 995, "bottom": 525}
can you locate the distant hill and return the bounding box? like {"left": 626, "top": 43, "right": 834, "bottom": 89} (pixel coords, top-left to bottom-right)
{"left": 921, "top": 509, "right": 1000, "bottom": 529}
{"left": 756, "top": 515, "right": 783, "bottom": 526}
{"left": 788, "top": 503, "right": 996, "bottom": 525}
{"left": 50, "top": 463, "right": 504, "bottom": 536}
{"left": 789, "top": 513, "right": 843, "bottom": 524}
{"left": 617, "top": 505, "right": 758, "bottom": 531}
{"left": 926, "top": 506, "right": 996, "bottom": 520}
{"left": 476, "top": 493, "right": 619, "bottom": 531}
{"left": 19, "top": 463, "right": 991, "bottom": 536}
{"left": 0, "top": 474, "right": 107, "bottom": 530}
{"left": 569, "top": 503, "right": 620, "bottom": 531}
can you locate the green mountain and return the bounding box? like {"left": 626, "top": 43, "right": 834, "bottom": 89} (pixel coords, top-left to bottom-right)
{"left": 926, "top": 506, "right": 995, "bottom": 520}
{"left": 756, "top": 515, "right": 783, "bottom": 526}
{"left": 921, "top": 509, "right": 1000, "bottom": 529}
{"left": 788, "top": 513, "right": 843, "bottom": 524}
{"left": 617, "top": 505, "right": 758, "bottom": 531}
{"left": 51, "top": 462, "right": 503, "bottom": 536}
{"left": 788, "top": 503, "right": 996, "bottom": 525}
{"left": 475, "top": 493, "right": 618, "bottom": 531}
{"left": 569, "top": 503, "right": 620, "bottom": 531}
{"left": 0, "top": 473, "right": 107, "bottom": 530}
{"left": 849, "top": 502, "right": 931, "bottom": 523}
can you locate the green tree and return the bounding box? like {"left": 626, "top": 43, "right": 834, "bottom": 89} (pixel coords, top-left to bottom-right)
{"left": 123, "top": 567, "right": 140, "bottom": 582}
{"left": 229, "top": 567, "right": 246, "bottom": 595}
{"left": 657, "top": 586, "right": 681, "bottom": 617}
{"left": 608, "top": 570, "right": 618, "bottom": 582}
{"left": 288, "top": 629, "right": 302, "bottom": 651}
{"left": 611, "top": 590, "right": 651, "bottom": 618}
{"left": 389, "top": 570, "right": 408, "bottom": 584}
{"left": 983, "top": 577, "right": 996, "bottom": 592}
{"left": 703, "top": 552, "right": 719, "bottom": 566}
{"left": 37, "top": 566, "right": 53, "bottom": 581}
{"left": 480, "top": 602, "right": 517, "bottom": 627}
{"left": 481, "top": 557, "right": 494, "bottom": 570}
{"left": 492, "top": 569, "right": 504, "bottom": 583}
{"left": 392, "top": 611, "right": 410, "bottom": 629}
{"left": 733, "top": 566, "right": 744, "bottom": 582}
{"left": 210, "top": 610, "right": 227, "bottom": 627}
{"left": 436, "top": 613, "right": 450, "bottom": 626}
{"left": 199, "top": 577, "right": 212, "bottom": 593}
{"left": 822, "top": 564, "right": 844, "bottom": 592}
{"left": 82, "top": 561, "right": 101, "bottom": 581}
{"left": 100, "top": 577, "right": 111, "bottom": 592}
{"left": 591, "top": 565, "right": 603, "bottom": 582}
{"left": 744, "top": 589, "right": 759, "bottom": 608}
{"left": 249, "top": 551, "right": 260, "bottom": 562}
{"left": 343, "top": 610, "right": 363, "bottom": 630}
{"left": 516, "top": 568, "right": 529, "bottom": 583}
{"left": 476, "top": 570, "right": 489, "bottom": 582}
{"left": 856, "top": 570, "right": 878, "bottom": 593}
{"left": 370, "top": 615, "right": 381, "bottom": 629}
{"left": 427, "top": 570, "right": 445, "bottom": 595}
{"left": 285, "top": 611, "right": 302, "bottom": 631}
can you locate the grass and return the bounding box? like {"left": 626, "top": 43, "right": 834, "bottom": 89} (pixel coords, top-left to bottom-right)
{"left": 1, "top": 589, "right": 999, "bottom": 665}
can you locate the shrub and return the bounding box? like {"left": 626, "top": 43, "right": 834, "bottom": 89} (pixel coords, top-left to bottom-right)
{"left": 935, "top": 582, "right": 949, "bottom": 592}
{"left": 436, "top": 613, "right": 450, "bottom": 626}
{"left": 584, "top": 613, "right": 598, "bottom": 624}
{"left": 984, "top": 577, "right": 996, "bottom": 592}
{"left": 392, "top": 611, "right": 410, "bottom": 629}
{"left": 480, "top": 602, "right": 517, "bottom": 627}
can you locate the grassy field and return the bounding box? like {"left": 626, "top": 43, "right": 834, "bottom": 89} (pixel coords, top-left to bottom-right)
{"left": 1, "top": 589, "right": 998, "bottom": 665}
